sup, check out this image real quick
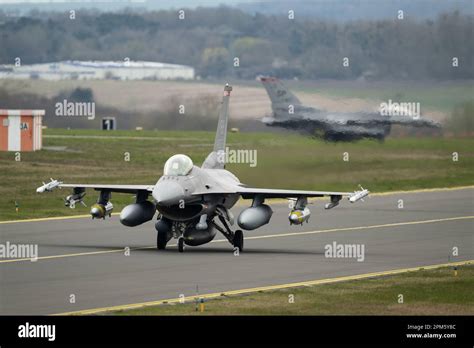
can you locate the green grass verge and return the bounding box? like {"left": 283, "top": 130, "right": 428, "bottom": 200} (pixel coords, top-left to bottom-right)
{"left": 0, "top": 128, "right": 473, "bottom": 221}
{"left": 110, "top": 264, "right": 474, "bottom": 315}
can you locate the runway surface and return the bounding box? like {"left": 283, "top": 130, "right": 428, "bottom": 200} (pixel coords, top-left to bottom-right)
{"left": 0, "top": 188, "right": 473, "bottom": 315}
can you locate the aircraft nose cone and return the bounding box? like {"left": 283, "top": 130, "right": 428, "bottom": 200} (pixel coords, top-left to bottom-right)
{"left": 153, "top": 181, "right": 185, "bottom": 206}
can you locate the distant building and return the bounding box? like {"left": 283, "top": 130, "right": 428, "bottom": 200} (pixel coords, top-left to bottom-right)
{"left": 0, "top": 60, "right": 195, "bottom": 81}
{"left": 0, "top": 110, "right": 44, "bottom": 152}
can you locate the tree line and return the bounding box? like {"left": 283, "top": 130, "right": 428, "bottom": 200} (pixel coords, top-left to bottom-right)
{"left": 0, "top": 7, "right": 472, "bottom": 80}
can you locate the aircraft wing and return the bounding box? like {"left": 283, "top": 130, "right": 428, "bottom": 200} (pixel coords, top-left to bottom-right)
{"left": 59, "top": 184, "right": 154, "bottom": 194}
{"left": 234, "top": 187, "right": 352, "bottom": 199}
{"left": 193, "top": 183, "right": 370, "bottom": 204}
{"left": 378, "top": 115, "right": 441, "bottom": 128}
{"left": 320, "top": 112, "right": 440, "bottom": 128}
{"left": 193, "top": 185, "right": 352, "bottom": 199}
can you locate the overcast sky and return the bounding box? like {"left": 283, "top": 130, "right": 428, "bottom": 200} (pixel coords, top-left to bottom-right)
{"left": 0, "top": 0, "right": 259, "bottom": 4}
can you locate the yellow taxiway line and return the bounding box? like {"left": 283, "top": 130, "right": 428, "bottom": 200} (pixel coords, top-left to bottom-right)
{"left": 0, "top": 213, "right": 119, "bottom": 224}
{"left": 1, "top": 215, "right": 472, "bottom": 264}
{"left": 1, "top": 185, "right": 472, "bottom": 225}
{"left": 54, "top": 259, "right": 474, "bottom": 315}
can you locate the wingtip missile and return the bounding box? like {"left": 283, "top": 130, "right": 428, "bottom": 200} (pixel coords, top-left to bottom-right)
{"left": 36, "top": 178, "right": 62, "bottom": 193}
{"left": 348, "top": 186, "right": 370, "bottom": 203}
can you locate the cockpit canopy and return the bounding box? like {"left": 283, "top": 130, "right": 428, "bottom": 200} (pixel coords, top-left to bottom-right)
{"left": 163, "top": 154, "right": 194, "bottom": 176}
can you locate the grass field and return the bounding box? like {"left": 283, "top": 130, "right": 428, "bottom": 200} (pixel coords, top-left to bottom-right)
{"left": 110, "top": 264, "right": 474, "bottom": 315}
{"left": 0, "top": 128, "right": 473, "bottom": 221}
{"left": 3, "top": 79, "right": 472, "bottom": 121}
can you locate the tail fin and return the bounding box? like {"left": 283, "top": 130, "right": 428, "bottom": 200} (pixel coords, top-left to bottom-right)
{"left": 260, "top": 76, "right": 301, "bottom": 107}
{"left": 202, "top": 84, "right": 232, "bottom": 169}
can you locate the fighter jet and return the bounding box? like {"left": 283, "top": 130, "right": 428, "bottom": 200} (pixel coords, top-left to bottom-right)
{"left": 260, "top": 77, "right": 440, "bottom": 141}
{"left": 37, "top": 84, "right": 368, "bottom": 253}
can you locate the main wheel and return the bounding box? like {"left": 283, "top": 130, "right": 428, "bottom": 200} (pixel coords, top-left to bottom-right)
{"left": 178, "top": 237, "right": 185, "bottom": 253}
{"left": 233, "top": 230, "right": 244, "bottom": 252}
{"left": 157, "top": 229, "right": 168, "bottom": 250}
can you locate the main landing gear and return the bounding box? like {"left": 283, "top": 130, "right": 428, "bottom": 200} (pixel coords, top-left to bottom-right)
{"left": 157, "top": 229, "right": 168, "bottom": 250}
{"left": 233, "top": 229, "right": 244, "bottom": 252}
{"left": 178, "top": 237, "right": 185, "bottom": 253}
{"left": 155, "top": 218, "right": 173, "bottom": 250}
{"left": 211, "top": 215, "right": 244, "bottom": 252}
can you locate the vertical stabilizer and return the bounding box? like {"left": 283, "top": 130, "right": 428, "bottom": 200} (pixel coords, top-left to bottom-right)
{"left": 202, "top": 84, "right": 232, "bottom": 169}
{"left": 260, "top": 77, "right": 301, "bottom": 108}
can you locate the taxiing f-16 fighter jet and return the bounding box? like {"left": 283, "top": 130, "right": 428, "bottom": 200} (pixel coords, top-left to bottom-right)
{"left": 37, "top": 84, "right": 368, "bottom": 253}
{"left": 260, "top": 77, "right": 440, "bottom": 141}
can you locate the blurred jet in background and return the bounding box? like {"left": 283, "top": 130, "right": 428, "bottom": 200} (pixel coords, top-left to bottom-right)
{"left": 260, "top": 77, "right": 440, "bottom": 141}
